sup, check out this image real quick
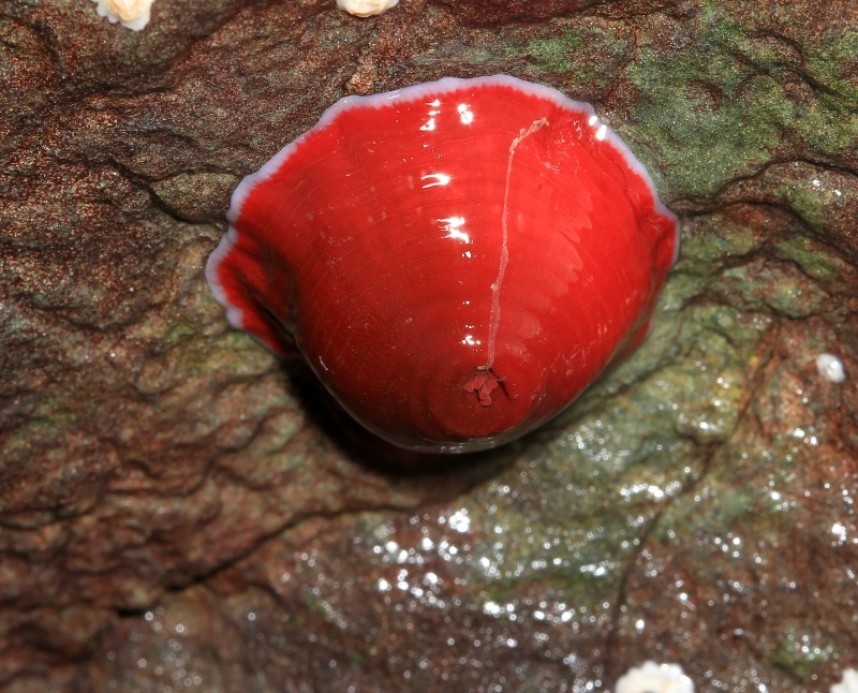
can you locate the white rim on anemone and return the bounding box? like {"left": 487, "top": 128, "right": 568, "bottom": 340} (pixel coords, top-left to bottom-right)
{"left": 228, "top": 76, "right": 677, "bottom": 232}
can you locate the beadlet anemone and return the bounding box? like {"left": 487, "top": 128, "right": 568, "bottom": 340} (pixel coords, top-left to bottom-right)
{"left": 207, "top": 76, "right": 679, "bottom": 453}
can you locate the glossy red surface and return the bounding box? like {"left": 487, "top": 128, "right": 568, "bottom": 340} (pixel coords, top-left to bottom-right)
{"left": 207, "top": 75, "right": 679, "bottom": 453}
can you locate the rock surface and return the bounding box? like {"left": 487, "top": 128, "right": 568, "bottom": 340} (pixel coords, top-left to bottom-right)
{"left": 1, "top": 0, "right": 856, "bottom": 690}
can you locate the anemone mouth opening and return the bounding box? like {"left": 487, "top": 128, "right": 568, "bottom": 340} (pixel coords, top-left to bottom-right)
{"left": 463, "top": 366, "right": 510, "bottom": 407}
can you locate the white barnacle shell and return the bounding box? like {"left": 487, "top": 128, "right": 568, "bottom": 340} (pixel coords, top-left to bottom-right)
{"left": 816, "top": 352, "right": 846, "bottom": 383}
{"left": 336, "top": 0, "right": 399, "bottom": 17}
{"left": 615, "top": 660, "right": 694, "bottom": 693}
{"left": 91, "top": 0, "right": 155, "bottom": 31}
{"left": 831, "top": 668, "right": 858, "bottom": 693}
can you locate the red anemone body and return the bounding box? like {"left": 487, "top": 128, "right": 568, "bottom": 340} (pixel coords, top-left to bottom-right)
{"left": 207, "top": 75, "right": 679, "bottom": 453}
